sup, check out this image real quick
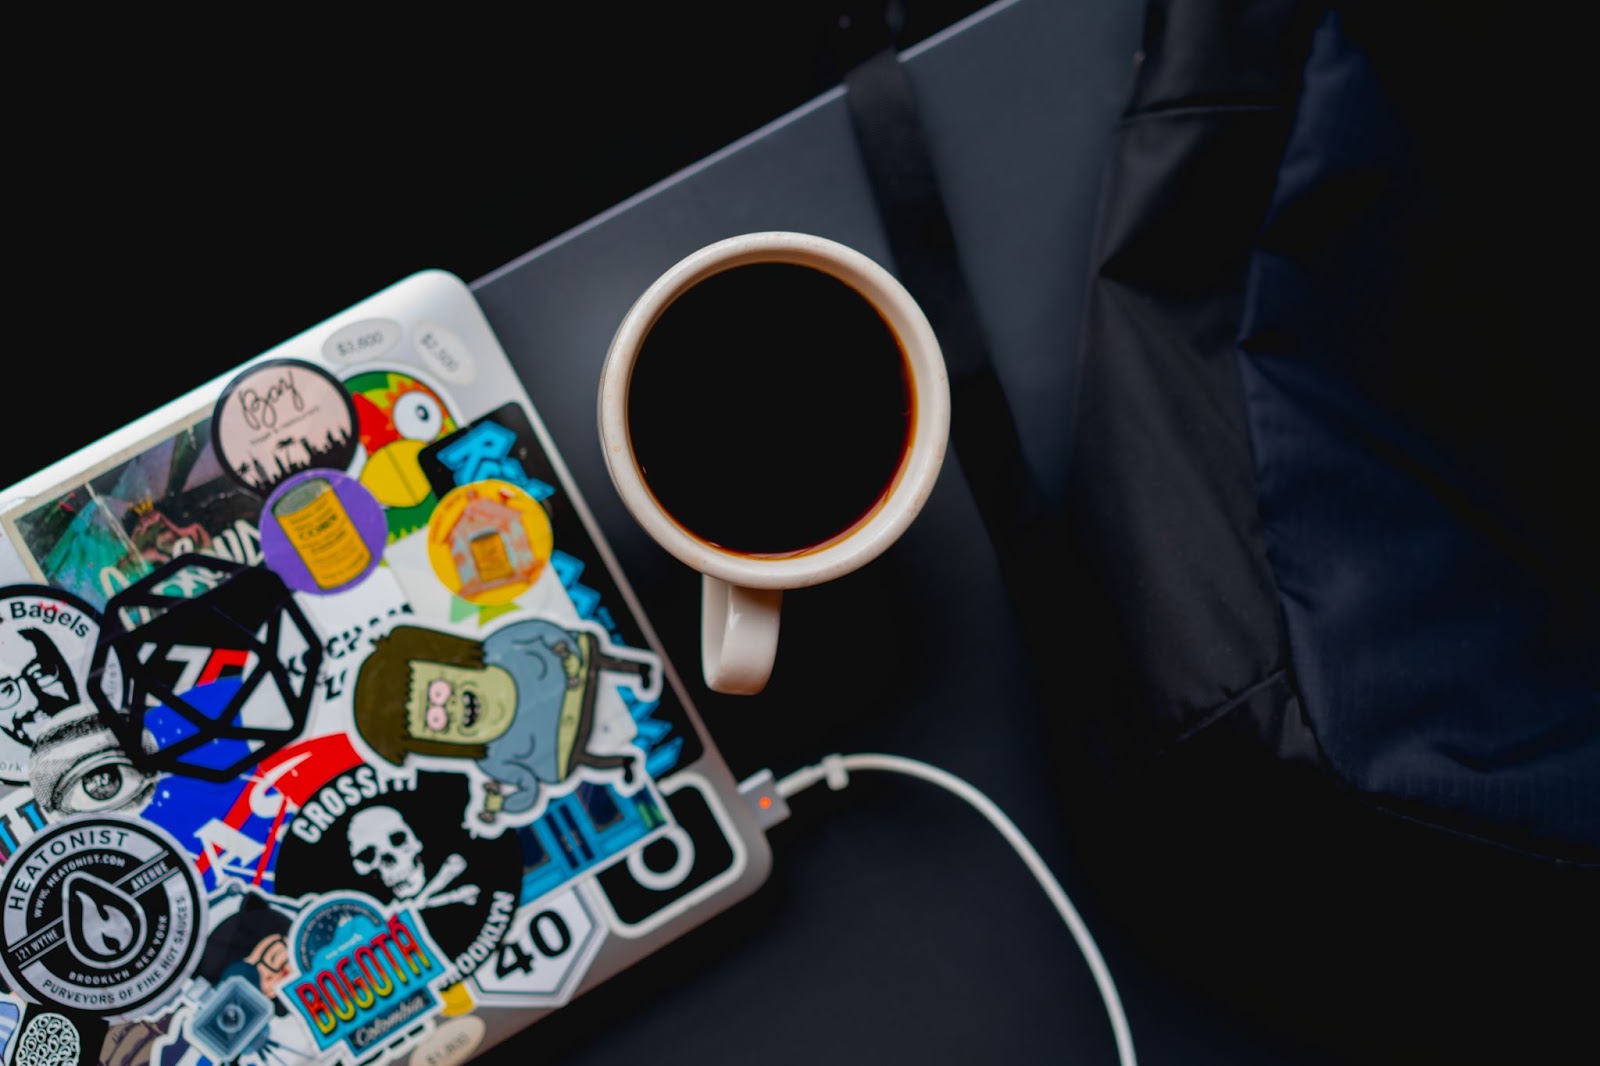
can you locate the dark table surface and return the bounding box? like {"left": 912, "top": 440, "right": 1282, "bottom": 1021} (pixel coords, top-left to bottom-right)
{"left": 466, "top": 2, "right": 1337, "bottom": 1063}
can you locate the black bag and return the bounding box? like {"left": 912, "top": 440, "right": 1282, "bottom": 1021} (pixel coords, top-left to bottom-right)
{"left": 1058, "top": 1, "right": 1597, "bottom": 1061}
{"left": 841, "top": 2, "right": 1594, "bottom": 1061}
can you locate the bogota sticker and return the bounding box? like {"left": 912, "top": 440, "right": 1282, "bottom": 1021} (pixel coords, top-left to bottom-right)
{"left": 0, "top": 815, "right": 205, "bottom": 1021}
{"left": 0, "top": 586, "right": 104, "bottom": 785}
{"left": 283, "top": 893, "right": 450, "bottom": 1064}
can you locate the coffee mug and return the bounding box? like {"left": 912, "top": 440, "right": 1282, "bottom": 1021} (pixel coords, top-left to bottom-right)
{"left": 597, "top": 231, "right": 950, "bottom": 694}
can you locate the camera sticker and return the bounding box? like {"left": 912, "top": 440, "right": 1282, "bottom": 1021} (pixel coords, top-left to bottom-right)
{"left": 467, "top": 882, "right": 605, "bottom": 1008}
{"left": 142, "top": 886, "right": 319, "bottom": 1066}
{"left": 423, "top": 481, "right": 553, "bottom": 608}
{"left": 0, "top": 586, "right": 103, "bottom": 785}
{"left": 281, "top": 892, "right": 452, "bottom": 1065}
{"left": 348, "top": 618, "right": 657, "bottom": 829}
{"left": 260, "top": 470, "right": 386, "bottom": 595}
{"left": 346, "top": 369, "right": 459, "bottom": 542}
{"left": 273, "top": 770, "right": 522, "bottom": 983}
{"left": 593, "top": 772, "right": 748, "bottom": 938}
{"left": 0, "top": 815, "right": 206, "bottom": 1021}
{"left": 90, "top": 555, "right": 322, "bottom": 782}
{"left": 213, "top": 359, "right": 360, "bottom": 498}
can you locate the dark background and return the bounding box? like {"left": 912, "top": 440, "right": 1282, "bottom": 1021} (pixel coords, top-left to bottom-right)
{"left": 9, "top": 1, "right": 990, "bottom": 492}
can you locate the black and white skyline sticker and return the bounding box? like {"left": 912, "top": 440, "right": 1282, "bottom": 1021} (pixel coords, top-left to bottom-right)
{"left": 0, "top": 815, "right": 206, "bottom": 1021}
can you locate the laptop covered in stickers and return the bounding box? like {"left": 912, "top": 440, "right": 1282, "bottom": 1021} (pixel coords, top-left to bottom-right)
{"left": 0, "top": 270, "right": 772, "bottom": 1066}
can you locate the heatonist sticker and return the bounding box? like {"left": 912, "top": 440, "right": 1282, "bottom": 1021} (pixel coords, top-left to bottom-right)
{"left": 0, "top": 815, "right": 205, "bottom": 1021}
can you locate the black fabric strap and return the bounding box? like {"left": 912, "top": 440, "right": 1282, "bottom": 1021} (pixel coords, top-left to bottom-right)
{"left": 842, "top": 47, "right": 1057, "bottom": 632}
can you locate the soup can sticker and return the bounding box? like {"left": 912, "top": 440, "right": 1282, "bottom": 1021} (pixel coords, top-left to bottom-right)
{"left": 261, "top": 470, "right": 387, "bottom": 595}
{"left": 213, "top": 358, "right": 360, "bottom": 497}
{"left": 0, "top": 814, "right": 206, "bottom": 1022}
{"left": 425, "top": 480, "right": 553, "bottom": 606}
{"left": 0, "top": 586, "right": 104, "bottom": 786}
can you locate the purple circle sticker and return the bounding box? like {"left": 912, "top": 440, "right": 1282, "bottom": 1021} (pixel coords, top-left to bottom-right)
{"left": 261, "top": 469, "right": 387, "bottom": 594}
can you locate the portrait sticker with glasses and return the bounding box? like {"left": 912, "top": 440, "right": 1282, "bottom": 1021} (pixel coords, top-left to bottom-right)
{"left": 0, "top": 585, "right": 105, "bottom": 784}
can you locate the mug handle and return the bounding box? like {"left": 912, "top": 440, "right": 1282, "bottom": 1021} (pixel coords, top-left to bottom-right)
{"left": 701, "top": 576, "right": 783, "bottom": 694}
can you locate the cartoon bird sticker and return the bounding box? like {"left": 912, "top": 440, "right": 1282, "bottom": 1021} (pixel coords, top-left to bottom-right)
{"left": 346, "top": 370, "right": 458, "bottom": 540}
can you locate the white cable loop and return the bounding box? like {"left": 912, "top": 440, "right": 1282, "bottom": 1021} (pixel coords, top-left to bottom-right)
{"left": 775, "top": 752, "right": 1137, "bottom": 1066}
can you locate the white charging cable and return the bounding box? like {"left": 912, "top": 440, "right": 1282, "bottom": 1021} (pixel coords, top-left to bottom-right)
{"left": 749, "top": 752, "right": 1137, "bottom": 1066}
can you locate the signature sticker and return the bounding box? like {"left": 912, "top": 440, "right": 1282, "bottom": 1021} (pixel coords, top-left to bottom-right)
{"left": 0, "top": 815, "right": 206, "bottom": 1021}
{"left": 282, "top": 892, "right": 451, "bottom": 1065}
{"left": 425, "top": 480, "right": 553, "bottom": 606}
{"left": 261, "top": 469, "right": 386, "bottom": 594}
{"left": 0, "top": 586, "right": 104, "bottom": 785}
{"left": 350, "top": 618, "right": 655, "bottom": 827}
{"left": 346, "top": 369, "right": 459, "bottom": 541}
{"left": 275, "top": 770, "right": 521, "bottom": 982}
{"left": 213, "top": 358, "right": 360, "bottom": 497}
{"left": 89, "top": 555, "right": 322, "bottom": 782}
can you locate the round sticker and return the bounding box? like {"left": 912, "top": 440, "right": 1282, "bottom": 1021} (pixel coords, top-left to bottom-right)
{"left": 346, "top": 368, "right": 459, "bottom": 540}
{"left": 0, "top": 815, "right": 206, "bottom": 1021}
{"left": 261, "top": 469, "right": 387, "bottom": 594}
{"left": 322, "top": 317, "right": 402, "bottom": 367}
{"left": 0, "top": 585, "right": 104, "bottom": 785}
{"left": 213, "top": 358, "right": 360, "bottom": 496}
{"left": 274, "top": 770, "right": 522, "bottom": 982}
{"left": 425, "top": 480, "right": 553, "bottom": 605}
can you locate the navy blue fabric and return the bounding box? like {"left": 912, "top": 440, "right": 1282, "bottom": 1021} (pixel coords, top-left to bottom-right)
{"left": 1236, "top": 11, "right": 1600, "bottom": 861}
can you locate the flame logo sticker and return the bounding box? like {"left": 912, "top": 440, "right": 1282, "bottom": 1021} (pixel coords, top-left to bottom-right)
{"left": 63, "top": 873, "right": 146, "bottom": 969}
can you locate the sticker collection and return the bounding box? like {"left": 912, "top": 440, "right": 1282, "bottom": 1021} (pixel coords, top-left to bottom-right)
{"left": 0, "top": 326, "right": 741, "bottom": 1066}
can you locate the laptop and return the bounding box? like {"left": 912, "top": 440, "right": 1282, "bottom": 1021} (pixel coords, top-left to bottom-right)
{"left": 0, "top": 269, "right": 772, "bottom": 1066}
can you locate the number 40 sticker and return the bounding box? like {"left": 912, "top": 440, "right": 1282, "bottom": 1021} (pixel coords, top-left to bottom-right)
{"left": 469, "top": 883, "right": 605, "bottom": 1006}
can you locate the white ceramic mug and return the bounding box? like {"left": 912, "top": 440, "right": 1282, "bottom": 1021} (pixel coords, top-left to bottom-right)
{"left": 597, "top": 231, "right": 951, "bottom": 694}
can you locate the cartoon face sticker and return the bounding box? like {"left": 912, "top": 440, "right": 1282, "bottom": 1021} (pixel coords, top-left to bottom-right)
{"left": 353, "top": 620, "right": 654, "bottom": 825}
{"left": 406, "top": 661, "right": 519, "bottom": 744}
{"left": 346, "top": 369, "right": 458, "bottom": 539}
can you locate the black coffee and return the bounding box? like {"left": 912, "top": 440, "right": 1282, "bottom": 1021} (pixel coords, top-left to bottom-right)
{"left": 627, "top": 262, "right": 913, "bottom": 555}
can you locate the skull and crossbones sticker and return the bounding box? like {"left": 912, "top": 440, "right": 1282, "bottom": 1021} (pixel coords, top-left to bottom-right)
{"left": 274, "top": 769, "right": 521, "bottom": 980}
